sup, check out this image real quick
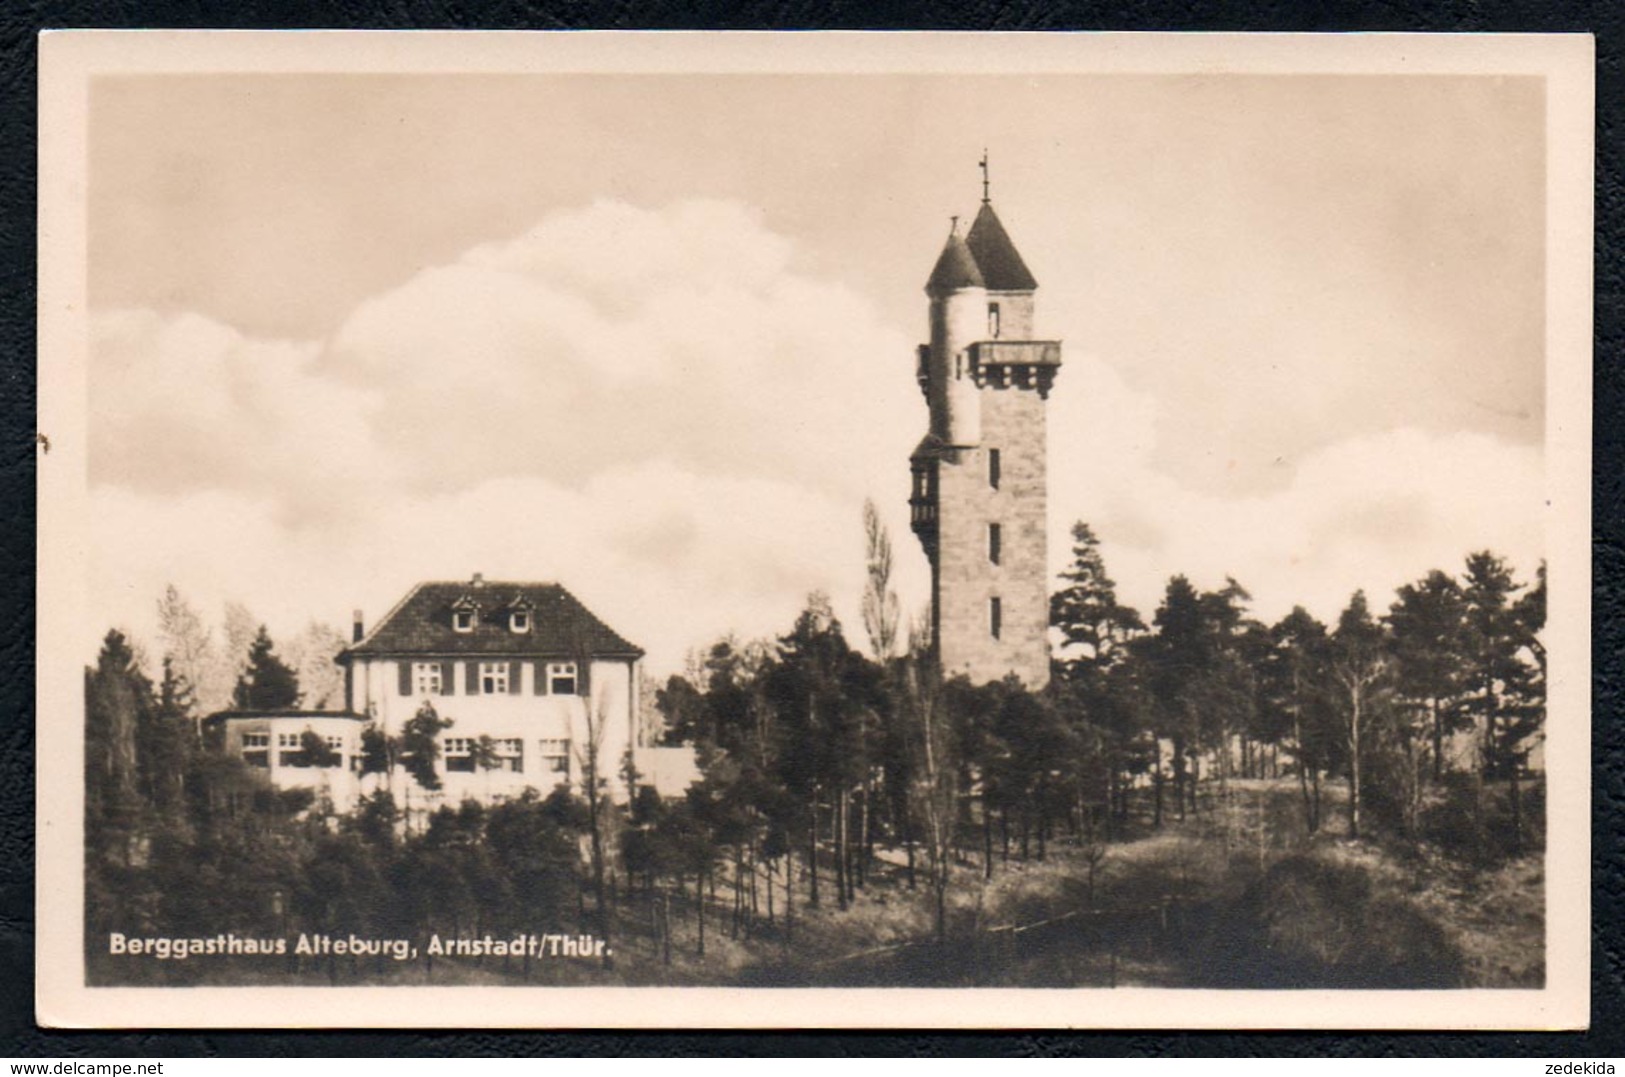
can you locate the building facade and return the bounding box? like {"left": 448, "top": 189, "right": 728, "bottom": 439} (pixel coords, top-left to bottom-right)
{"left": 336, "top": 574, "right": 651, "bottom": 805}
{"left": 207, "top": 574, "right": 697, "bottom": 811}
{"left": 202, "top": 708, "right": 369, "bottom": 809}
{"left": 909, "top": 189, "right": 1062, "bottom": 688}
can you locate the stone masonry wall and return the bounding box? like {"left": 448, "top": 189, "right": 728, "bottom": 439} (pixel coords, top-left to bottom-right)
{"left": 933, "top": 377, "right": 1050, "bottom": 688}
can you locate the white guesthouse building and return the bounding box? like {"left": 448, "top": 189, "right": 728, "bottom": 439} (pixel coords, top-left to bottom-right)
{"left": 207, "top": 574, "right": 696, "bottom": 812}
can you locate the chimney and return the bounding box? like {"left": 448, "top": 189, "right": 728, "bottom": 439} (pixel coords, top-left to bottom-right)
{"left": 351, "top": 609, "right": 364, "bottom": 643}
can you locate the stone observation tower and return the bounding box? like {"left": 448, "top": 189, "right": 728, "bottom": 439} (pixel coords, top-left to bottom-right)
{"left": 909, "top": 161, "right": 1062, "bottom": 688}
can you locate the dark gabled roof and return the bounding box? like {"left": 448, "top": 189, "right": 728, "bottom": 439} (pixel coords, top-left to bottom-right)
{"left": 925, "top": 232, "right": 985, "bottom": 294}
{"left": 341, "top": 580, "right": 643, "bottom": 660}
{"left": 964, "top": 202, "right": 1038, "bottom": 292}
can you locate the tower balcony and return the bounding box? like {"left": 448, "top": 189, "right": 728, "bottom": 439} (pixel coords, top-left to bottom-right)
{"left": 968, "top": 340, "right": 1062, "bottom": 398}
{"left": 909, "top": 495, "right": 938, "bottom": 556}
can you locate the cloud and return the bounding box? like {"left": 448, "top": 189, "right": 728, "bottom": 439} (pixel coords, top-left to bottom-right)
{"left": 320, "top": 198, "right": 918, "bottom": 503}
{"left": 89, "top": 200, "right": 927, "bottom": 672}
{"left": 86, "top": 197, "right": 1542, "bottom": 677}
{"left": 1048, "top": 353, "right": 1544, "bottom": 626}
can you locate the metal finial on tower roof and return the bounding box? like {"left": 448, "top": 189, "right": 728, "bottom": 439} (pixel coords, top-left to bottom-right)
{"left": 979, "top": 148, "right": 990, "bottom": 203}
{"left": 949, "top": 214, "right": 960, "bottom": 235}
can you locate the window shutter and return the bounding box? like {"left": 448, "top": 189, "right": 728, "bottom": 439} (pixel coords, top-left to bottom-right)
{"left": 467, "top": 660, "right": 481, "bottom": 695}
{"left": 534, "top": 661, "right": 547, "bottom": 696}
{"left": 398, "top": 661, "right": 412, "bottom": 696}
{"left": 578, "top": 659, "right": 591, "bottom": 696}
{"left": 509, "top": 660, "right": 522, "bottom": 695}
{"left": 441, "top": 661, "right": 454, "bottom": 695}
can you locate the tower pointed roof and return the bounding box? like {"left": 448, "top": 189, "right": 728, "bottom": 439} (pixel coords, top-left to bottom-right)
{"left": 964, "top": 201, "right": 1038, "bottom": 292}
{"left": 925, "top": 230, "right": 985, "bottom": 294}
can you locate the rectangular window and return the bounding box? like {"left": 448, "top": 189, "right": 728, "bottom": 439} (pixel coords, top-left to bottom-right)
{"left": 988, "top": 302, "right": 1000, "bottom": 338}
{"left": 241, "top": 731, "right": 270, "bottom": 768}
{"left": 497, "top": 738, "right": 524, "bottom": 773}
{"left": 988, "top": 448, "right": 1001, "bottom": 490}
{"left": 413, "top": 662, "right": 442, "bottom": 696}
{"left": 277, "top": 731, "right": 305, "bottom": 768}
{"left": 540, "top": 738, "right": 571, "bottom": 774}
{"left": 547, "top": 662, "right": 578, "bottom": 695}
{"left": 480, "top": 661, "right": 509, "bottom": 695}
{"left": 990, "top": 596, "right": 1002, "bottom": 640}
{"left": 988, "top": 522, "right": 1002, "bottom": 566}
{"left": 444, "top": 736, "right": 475, "bottom": 773}
{"left": 321, "top": 734, "right": 345, "bottom": 769}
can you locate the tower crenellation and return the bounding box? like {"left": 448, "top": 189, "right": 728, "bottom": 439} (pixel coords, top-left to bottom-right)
{"left": 910, "top": 172, "right": 1062, "bottom": 689}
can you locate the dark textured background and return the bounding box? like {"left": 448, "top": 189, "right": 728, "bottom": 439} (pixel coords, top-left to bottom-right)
{"left": 4, "top": 1, "right": 1619, "bottom": 1057}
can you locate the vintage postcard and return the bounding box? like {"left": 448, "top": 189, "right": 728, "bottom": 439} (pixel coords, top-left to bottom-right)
{"left": 36, "top": 32, "right": 1593, "bottom": 1029}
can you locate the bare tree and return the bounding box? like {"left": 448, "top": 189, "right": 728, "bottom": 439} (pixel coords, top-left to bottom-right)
{"left": 156, "top": 584, "right": 215, "bottom": 732}
{"left": 575, "top": 663, "right": 614, "bottom": 967}
{"left": 1330, "top": 592, "right": 1390, "bottom": 841}
{"left": 903, "top": 631, "right": 955, "bottom": 942}
{"left": 862, "top": 499, "right": 901, "bottom": 662}
{"left": 286, "top": 620, "right": 350, "bottom": 711}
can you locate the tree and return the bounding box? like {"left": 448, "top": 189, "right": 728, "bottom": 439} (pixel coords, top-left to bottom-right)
{"left": 1460, "top": 552, "right": 1524, "bottom": 783}
{"left": 398, "top": 701, "right": 454, "bottom": 829}
{"left": 297, "top": 727, "right": 342, "bottom": 769}
{"left": 1143, "top": 575, "right": 1208, "bottom": 821}
{"left": 861, "top": 499, "right": 901, "bottom": 662}
{"left": 1050, "top": 521, "right": 1144, "bottom": 670}
{"left": 1329, "top": 591, "right": 1391, "bottom": 840}
{"left": 1387, "top": 570, "right": 1469, "bottom": 781}
{"left": 1503, "top": 560, "right": 1547, "bottom": 851}
{"left": 86, "top": 630, "right": 152, "bottom": 870}
{"left": 141, "top": 658, "right": 197, "bottom": 824}
{"left": 1265, "top": 607, "right": 1332, "bottom": 834}
{"left": 156, "top": 585, "right": 215, "bottom": 728}
{"left": 286, "top": 621, "right": 349, "bottom": 711}
{"left": 1050, "top": 522, "right": 1149, "bottom": 834}
{"left": 211, "top": 601, "right": 260, "bottom": 715}
{"left": 903, "top": 648, "right": 955, "bottom": 942}
{"left": 232, "top": 626, "right": 300, "bottom": 710}
{"left": 577, "top": 688, "right": 614, "bottom": 957}
{"left": 469, "top": 735, "right": 502, "bottom": 801}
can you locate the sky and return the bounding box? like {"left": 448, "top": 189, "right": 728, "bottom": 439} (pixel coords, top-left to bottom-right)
{"left": 84, "top": 71, "right": 1547, "bottom": 675}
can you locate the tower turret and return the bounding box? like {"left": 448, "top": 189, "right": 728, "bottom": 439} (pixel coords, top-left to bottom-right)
{"left": 924, "top": 226, "right": 988, "bottom": 448}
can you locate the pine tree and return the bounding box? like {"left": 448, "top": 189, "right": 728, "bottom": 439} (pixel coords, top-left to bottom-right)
{"left": 1387, "top": 570, "right": 1470, "bottom": 781}
{"left": 1050, "top": 522, "right": 1144, "bottom": 671}
{"left": 1265, "top": 607, "right": 1332, "bottom": 834}
{"left": 232, "top": 626, "right": 301, "bottom": 710}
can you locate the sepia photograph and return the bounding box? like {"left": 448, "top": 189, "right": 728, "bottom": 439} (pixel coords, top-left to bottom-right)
{"left": 36, "top": 32, "right": 1592, "bottom": 1029}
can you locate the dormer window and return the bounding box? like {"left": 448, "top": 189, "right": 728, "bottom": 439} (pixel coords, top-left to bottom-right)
{"left": 452, "top": 594, "right": 481, "bottom": 632}
{"left": 510, "top": 610, "right": 531, "bottom": 634}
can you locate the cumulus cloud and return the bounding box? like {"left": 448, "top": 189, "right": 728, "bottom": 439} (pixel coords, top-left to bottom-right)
{"left": 89, "top": 199, "right": 926, "bottom": 672}
{"left": 86, "top": 197, "right": 1543, "bottom": 675}
{"left": 1047, "top": 353, "right": 1544, "bottom": 626}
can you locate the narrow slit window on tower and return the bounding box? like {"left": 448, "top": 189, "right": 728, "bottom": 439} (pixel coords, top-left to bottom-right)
{"left": 988, "top": 522, "right": 1002, "bottom": 565}
{"left": 990, "top": 596, "right": 1002, "bottom": 640}
{"left": 988, "top": 448, "right": 1001, "bottom": 490}
{"left": 988, "top": 302, "right": 1000, "bottom": 338}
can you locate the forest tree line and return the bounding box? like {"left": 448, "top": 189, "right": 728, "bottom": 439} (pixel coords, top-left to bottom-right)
{"left": 84, "top": 508, "right": 1545, "bottom": 979}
